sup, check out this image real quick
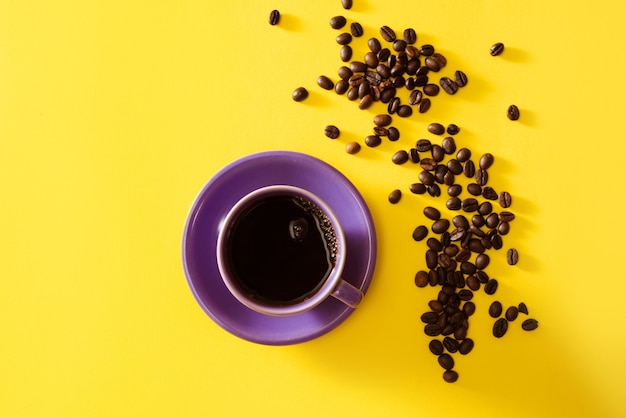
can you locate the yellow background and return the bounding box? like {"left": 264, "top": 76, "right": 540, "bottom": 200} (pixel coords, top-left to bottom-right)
{"left": 2, "top": 0, "right": 625, "bottom": 417}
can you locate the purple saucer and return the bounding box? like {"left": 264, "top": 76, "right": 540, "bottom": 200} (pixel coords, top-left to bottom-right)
{"left": 182, "top": 151, "right": 377, "bottom": 345}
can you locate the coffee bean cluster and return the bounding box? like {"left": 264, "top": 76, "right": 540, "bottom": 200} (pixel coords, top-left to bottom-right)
{"left": 489, "top": 301, "right": 539, "bottom": 337}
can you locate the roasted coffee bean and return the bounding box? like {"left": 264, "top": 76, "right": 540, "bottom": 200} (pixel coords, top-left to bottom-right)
{"left": 379, "top": 48, "right": 392, "bottom": 62}
{"left": 324, "top": 125, "right": 340, "bottom": 139}
{"left": 518, "top": 302, "right": 529, "bottom": 315}
{"left": 419, "top": 98, "right": 431, "bottom": 113}
{"left": 393, "top": 39, "right": 407, "bottom": 52}
{"left": 490, "top": 233, "right": 503, "bottom": 249}
{"left": 426, "top": 249, "right": 439, "bottom": 269}
{"left": 429, "top": 270, "right": 440, "bottom": 286}
{"left": 382, "top": 126, "right": 398, "bottom": 142}
{"left": 336, "top": 32, "right": 352, "bottom": 45}
{"left": 392, "top": 150, "right": 409, "bottom": 165}
{"left": 484, "top": 278, "right": 498, "bottom": 295}
{"left": 419, "top": 170, "right": 435, "bottom": 185}
{"left": 493, "top": 318, "right": 508, "bottom": 338}
{"left": 522, "top": 318, "right": 539, "bottom": 331}
{"left": 292, "top": 87, "right": 309, "bottom": 102}
{"left": 478, "top": 202, "right": 493, "bottom": 216}
{"left": 424, "top": 206, "right": 441, "bottom": 220}
{"left": 446, "top": 124, "right": 460, "bottom": 135}
{"left": 374, "top": 114, "right": 392, "bottom": 127}
{"left": 421, "top": 311, "right": 440, "bottom": 324}
{"left": 432, "top": 145, "right": 445, "bottom": 163}
{"left": 456, "top": 148, "right": 471, "bottom": 162}
{"left": 387, "top": 97, "right": 400, "bottom": 114}
{"left": 388, "top": 189, "right": 402, "bottom": 204}
{"left": 346, "top": 86, "right": 359, "bottom": 100}
{"left": 379, "top": 25, "right": 396, "bottom": 42}
{"left": 460, "top": 262, "right": 476, "bottom": 275}
{"left": 442, "top": 137, "right": 457, "bottom": 155}
{"left": 419, "top": 158, "right": 436, "bottom": 172}
{"left": 415, "top": 270, "right": 429, "bottom": 287}
{"left": 446, "top": 197, "right": 461, "bottom": 211}
{"left": 338, "top": 66, "right": 353, "bottom": 80}
{"left": 424, "top": 323, "right": 442, "bottom": 336}
{"left": 342, "top": 0, "right": 353, "bottom": 9}
{"left": 507, "top": 104, "right": 520, "bottom": 120}
{"left": 416, "top": 139, "right": 432, "bottom": 152}
{"left": 359, "top": 94, "right": 374, "bottom": 109}
{"left": 268, "top": 9, "right": 280, "bottom": 25}
{"left": 443, "top": 370, "right": 459, "bottom": 383}
{"left": 476, "top": 253, "right": 490, "bottom": 270}
{"left": 465, "top": 274, "right": 479, "bottom": 290}
{"left": 489, "top": 301, "right": 503, "bottom": 318}
{"left": 466, "top": 183, "right": 481, "bottom": 196}
{"left": 432, "top": 52, "right": 447, "bottom": 67}
{"left": 317, "top": 75, "right": 334, "bottom": 90}
{"left": 365, "top": 71, "right": 382, "bottom": 86}
{"left": 350, "top": 22, "right": 363, "bottom": 37}
{"left": 453, "top": 326, "right": 467, "bottom": 341}
{"left": 440, "top": 232, "right": 451, "bottom": 248}
{"left": 404, "top": 90, "right": 421, "bottom": 106}
{"left": 365, "top": 135, "right": 381, "bottom": 147}
{"left": 397, "top": 104, "right": 413, "bottom": 117}
{"left": 403, "top": 28, "right": 417, "bottom": 44}
{"left": 429, "top": 300, "right": 444, "bottom": 313}
{"left": 462, "top": 301, "right": 476, "bottom": 316}
{"left": 485, "top": 213, "right": 499, "bottom": 228}
{"left": 335, "top": 79, "right": 349, "bottom": 94}
{"left": 482, "top": 187, "right": 498, "bottom": 200}
{"left": 410, "top": 183, "right": 427, "bottom": 195}
{"left": 425, "top": 56, "right": 441, "bottom": 72}
{"left": 447, "top": 184, "right": 463, "bottom": 197}
{"left": 443, "top": 337, "right": 460, "bottom": 353}
{"left": 463, "top": 159, "right": 476, "bottom": 178}
{"left": 375, "top": 63, "right": 391, "bottom": 79}
{"left": 380, "top": 87, "right": 396, "bottom": 103}
{"left": 348, "top": 74, "right": 364, "bottom": 87}
{"left": 373, "top": 126, "right": 388, "bottom": 136}
{"left": 444, "top": 244, "right": 459, "bottom": 258}
{"left": 423, "top": 83, "right": 440, "bottom": 96}
{"left": 505, "top": 306, "right": 519, "bottom": 322}
{"left": 507, "top": 248, "right": 519, "bottom": 265}
{"left": 345, "top": 141, "right": 360, "bottom": 154}
{"left": 414, "top": 74, "right": 428, "bottom": 87}
{"left": 477, "top": 153, "right": 494, "bottom": 170}
{"left": 432, "top": 219, "right": 450, "bottom": 234}
{"left": 454, "top": 70, "right": 468, "bottom": 87}
{"left": 364, "top": 52, "right": 378, "bottom": 68}
{"left": 330, "top": 16, "right": 347, "bottom": 29}
{"left": 449, "top": 228, "right": 466, "bottom": 242}
{"left": 461, "top": 198, "right": 479, "bottom": 212}
{"left": 412, "top": 225, "right": 429, "bottom": 241}
{"left": 350, "top": 61, "right": 368, "bottom": 73}
{"left": 490, "top": 42, "right": 505, "bottom": 56}
{"left": 475, "top": 169, "right": 488, "bottom": 186}
{"left": 419, "top": 44, "right": 435, "bottom": 56}
{"left": 498, "top": 191, "right": 512, "bottom": 208}
{"left": 438, "top": 353, "right": 454, "bottom": 370}
{"left": 458, "top": 289, "right": 473, "bottom": 301}
{"left": 476, "top": 271, "right": 489, "bottom": 284}
{"left": 428, "top": 123, "right": 445, "bottom": 135}
{"left": 499, "top": 211, "right": 516, "bottom": 222}
{"left": 452, "top": 215, "right": 469, "bottom": 229}
{"left": 458, "top": 338, "right": 474, "bottom": 355}
{"left": 498, "top": 221, "right": 510, "bottom": 235}
{"left": 429, "top": 339, "right": 444, "bottom": 355}
{"left": 440, "top": 77, "right": 458, "bottom": 94}
{"left": 368, "top": 37, "right": 382, "bottom": 53}
{"left": 437, "top": 253, "right": 453, "bottom": 269}
{"left": 428, "top": 184, "right": 441, "bottom": 197}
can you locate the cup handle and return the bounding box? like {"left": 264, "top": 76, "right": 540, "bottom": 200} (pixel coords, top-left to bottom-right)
{"left": 330, "top": 279, "right": 364, "bottom": 308}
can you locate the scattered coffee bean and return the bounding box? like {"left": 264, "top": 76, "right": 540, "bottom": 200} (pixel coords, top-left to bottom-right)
{"left": 424, "top": 323, "right": 442, "bottom": 336}
{"left": 518, "top": 302, "right": 529, "bottom": 315}
{"left": 418, "top": 98, "right": 431, "bottom": 113}
{"left": 479, "top": 153, "right": 495, "bottom": 170}
{"left": 482, "top": 187, "right": 498, "bottom": 200}
{"left": 329, "top": 16, "right": 347, "bottom": 30}
{"left": 336, "top": 32, "right": 352, "bottom": 45}
{"left": 499, "top": 211, "right": 516, "bottom": 222}
{"left": 493, "top": 317, "right": 508, "bottom": 338}
{"left": 476, "top": 253, "right": 490, "bottom": 270}
{"left": 379, "top": 25, "right": 396, "bottom": 42}
{"left": 432, "top": 219, "right": 450, "bottom": 234}
{"left": 442, "top": 137, "right": 457, "bottom": 155}
{"left": 423, "top": 84, "right": 440, "bottom": 96}
{"left": 388, "top": 189, "right": 402, "bottom": 204}
{"left": 454, "top": 70, "right": 468, "bottom": 87}
{"left": 489, "top": 301, "right": 503, "bottom": 318}
{"left": 507, "top": 104, "right": 520, "bottom": 120}
{"left": 424, "top": 206, "right": 441, "bottom": 220}
{"left": 412, "top": 225, "right": 429, "bottom": 241}
{"left": 440, "top": 77, "right": 458, "bottom": 94}
{"left": 392, "top": 150, "right": 409, "bottom": 165}
{"left": 522, "top": 318, "right": 539, "bottom": 331}
{"left": 408, "top": 89, "right": 423, "bottom": 105}
{"left": 428, "top": 123, "right": 445, "bottom": 135}
{"left": 341, "top": 0, "right": 353, "bottom": 9}
{"left": 359, "top": 95, "right": 374, "bottom": 109}
{"left": 490, "top": 42, "right": 505, "bottom": 56}
{"left": 458, "top": 338, "right": 474, "bottom": 355}
{"left": 335, "top": 79, "right": 349, "bottom": 94}
{"left": 505, "top": 306, "right": 519, "bottom": 321}
{"left": 415, "top": 270, "right": 429, "bottom": 287}
{"left": 443, "top": 337, "right": 460, "bottom": 353}
{"left": 410, "top": 183, "right": 427, "bottom": 194}
{"left": 475, "top": 169, "right": 488, "bottom": 186}
{"left": 438, "top": 353, "right": 454, "bottom": 370}
{"left": 350, "top": 22, "right": 363, "bottom": 37}
{"left": 397, "top": 104, "right": 413, "bottom": 117}
{"left": 292, "top": 87, "right": 309, "bottom": 102}
{"left": 268, "top": 9, "right": 280, "bottom": 25}
{"left": 456, "top": 148, "right": 471, "bottom": 162}
{"left": 443, "top": 370, "right": 459, "bottom": 383}
{"left": 446, "top": 124, "right": 460, "bottom": 135}
{"left": 345, "top": 141, "right": 360, "bottom": 154}
{"left": 374, "top": 114, "right": 392, "bottom": 126}
{"left": 419, "top": 44, "right": 434, "bottom": 56}
{"left": 387, "top": 126, "right": 400, "bottom": 141}
{"left": 429, "top": 339, "right": 444, "bottom": 355}
{"left": 498, "top": 191, "right": 512, "bottom": 208}
{"left": 324, "top": 125, "right": 340, "bottom": 139}
{"left": 421, "top": 311, "right": 439, "bottom": 324}
{"left": 507, "top": 248, "right": 519, "bottom": 265}
{"left": 484, "top": 279, "right": 498, "bottom": 295}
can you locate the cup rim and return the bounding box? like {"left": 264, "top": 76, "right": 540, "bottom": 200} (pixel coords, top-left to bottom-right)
{"left": 216, "top": 184, "right": 347, "bottom": 316}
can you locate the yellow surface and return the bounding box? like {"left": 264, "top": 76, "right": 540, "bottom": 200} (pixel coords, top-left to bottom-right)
{"left": 1, "top": 0, "right": 625, "bottom": 417}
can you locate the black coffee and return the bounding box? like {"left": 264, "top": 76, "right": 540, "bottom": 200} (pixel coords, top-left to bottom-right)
{"left": 225, "top": 194, "right": 337, "bottom": 306}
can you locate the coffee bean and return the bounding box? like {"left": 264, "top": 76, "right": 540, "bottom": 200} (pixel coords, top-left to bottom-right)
{"left": 408, "top": 89, "right": 422, "bottom": 105}
{"left": 416, "top": 139, "right": 432, "bottom": 152}
{"left": 419, "top": 44, "right": 435, "bottom": 56}
{"left": 452, "top": 215, "right": 469, "bottom": 229}
{"left": 324, "top": 125, "right": 340, "bottom": 139}
{"left": 498, "top": 191, "right": 512, "bottom": 208}
{"left": 421, "top": 311, "right": 440, "bottom": 324}
{"left": 341, "top": 0, "right": 353, "bottom": 9}
{"left": 345, "top": 142, "right": 360, "bottom": 154}
{"left": 379, "top": 48, "right": 391, "bottom": 62}
{"left": 442, "top": 137, "right": 457, "bottom": 155}
{"left": 476, "top": 271, "right": 489, "bottom": 284}
{"left": 432, "top": 53, "right": 447, "bottom": 68}
{"left": 393, "top": 39, "right": 407, "bottom": 52}
{"left": 463, "top": 160, "right": 476, "bottom": 178}
{"left": 518, "top": 302, "right": 529, "bottom": 315}
{"left": 482, "top": 187, "right": 498, "bottom": 200}
{"left": 336, "top": 32, "right": 352, "bottom": 45}
{"left": 445, "top": 124, "right": 459, "bottom": 136}
{"left": 428, "top": 123, "right": 445, "bottom": 135}
{"left": 414, "top": 74, "right": 428, "bottom": 87}
{"left": 427, "top": 238, "right": 443, "bottom": 252}
{"left": 498, "top": 221, "right": 510, "bottom": 235}
{"left": 484, "top": 279, "right": 498, "bottom": 295}
{"left": 493, "top": 318, "right": 508, "bottom": 338}
{"left": 478, "top": 201, "right": 492, "bottom": 216}
{"left": 317, "top": 75, "right": 334, "bottom": 90}
{"left": 373, "top": 126, "right": 388, "bottom": 136}
{"left": 443, "top": 337, "right": 460, "bottom": 353}
{"left": 292, "top": 87, "right": 309, "bottom": 102}
{"left": 429, "top": 300, "right": 444, "bottom": 313}
{"left": 366, "top": 37, "right": 381, "bottom": 53}
{"left": 431, "top": 145, "right": 445, "bottom": 162}
{"left": 388, "top": 189, "right": 402, "bottom": 204}
{"left": 479, "top": 153, "right": 494, "bottom": 170}
{"left": 438, "top": 353, "right": 454, "bottom": 370}
{"left": 387, "top": 97, "right": 400, "bottom": 114}
{"left": 363, "top": 52, "right": 378, "bottom": 69}
{"left": 447, "top": 184, "right": 462, "bottom": 197}
{"left": 350, "top": 61, "right": 368, "bottom": 73}
{"left": 268, "top": 9, "right": 280, "bottom": 25}
{"left": 456, "top": 148, "right": 471, "bottom": 162}
{"left": 392, "top": 150, "right": 409, "bottom": 165}
{"left": 499, "top": 211, "right": 516, "bottom": 222}
{"left": 403, "top": 28, "right": 417, "bottom": 44}
{"left": 423, "top": 83, "right": 440, "bottom": 96}
{"left": 425, "top": 56, "right": 441, "bottom": 72}
{"left": 428, "top": 184, "right": 441, "bottom": 197}
{"left": 461, "top": 198, "right": 478, "bottom": 212}
{"left": 505, "top": 306, "right": 519, "bottom": 321}
{"left": 443, "top": 370, "right": 459, "bottom": 383}
{"left": 458, "top": 338, "right": 474, "bottom": 355}
{"left": 440, "top": 77, "right": 458, "bottom": 94}
{"left": 346, "top": 86, "right": 359, "bottom": 100}
{"left": 490, "top": 42, "right": 505, "bottom": 56}
{"left": 374, "top": 114, "right": 392, "bottom": 127}
{"left": 476, "top": 253, "right": 490, "bottom": 270}
{"left": 410, "top": 183, "right": 427, "bottom": 195}
{"left": 359, "top": 95, "right": 374, "bottom": 109}
{"left": 507, "top": 248, "right": 519, "bottom": 265}
{"left": 415, "top": 270, "right": 429, "bottom": 287}
{"left": 335, "top": 79, "right": 349, "bottom": 94}
{"left": 350, "top": 22, "right": 363, "bottom": 37}
{"left": 429, "top": 339, "right": 444, "bottom": 355}
{"left": 489, "top": 301, "right": 503, "bottom": 318}
{"left": 446, "top": 197, "right": 461, "bottom": 210}
{"left": 465, "top": 183, "right": 480, "bottom": 197}
{"left": 412, "top": 225, "right": 429, "bottom": 241}
{"left": 454, "top": 70, "right": 468, "bottom": 87}
{"left": 397, "top": 104, "right": 413, "bottom": 117}
{"left": 522, "top": 318, "right": 539, "bottom": 331}
{"left": 424, "top": 206, "right": 441, "bottom": 220}
{"left": 507, "top": 104, "right": 520, "bottom": 120}
{"left": 379, "top": 25, "right": 396, "bottom": 42}
{"left": 419, "top": 170, "right": 435, "bottom": 185}
{"left": 476, "top": 169, "right": 489, "bottom": 186}
{"left": 432, "top": 219, "right": 450, "bottom": 234}
{"left": 462, "top": 301, "right": 476, "bottom": 317}
{"left": 330, "top": 16, "right": 347, "bottom": 30}
{"left": 419, "top": 98, "right": 431, "bottom": 113}
{"left": 424, "top": 323, "right": 442, "bottom": 336}
{"left": 364, "top": 135, "right": 380, "bottom": 148}
{"left": 458, "top": 289, "right": 473, "bottom": 301}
